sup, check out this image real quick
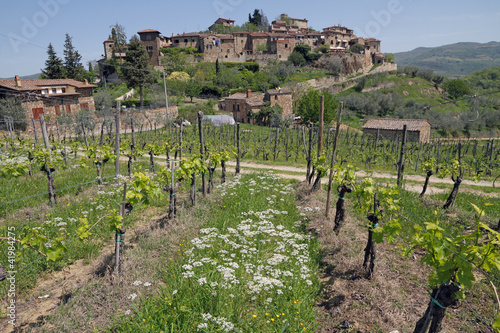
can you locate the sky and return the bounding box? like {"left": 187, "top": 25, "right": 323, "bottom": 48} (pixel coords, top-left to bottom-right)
{"left": 1, "top": 0, "right": 499, "bottom": 78}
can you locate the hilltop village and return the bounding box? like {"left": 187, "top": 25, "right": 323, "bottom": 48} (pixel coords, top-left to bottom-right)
{"left": 102, "top": 14, "right": 385, "bottom": 72}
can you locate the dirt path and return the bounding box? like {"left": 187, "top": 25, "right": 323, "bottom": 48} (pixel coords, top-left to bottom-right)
{"left": 225, "top": 161, "right": 498, "bottom": 197}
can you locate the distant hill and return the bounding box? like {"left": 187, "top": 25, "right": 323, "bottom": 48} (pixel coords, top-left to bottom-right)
{"left": 0, "top": 73, "right": 41, "bottom": 80}
{"left": 393, "top": 42, "right": 500, "bottom": 78}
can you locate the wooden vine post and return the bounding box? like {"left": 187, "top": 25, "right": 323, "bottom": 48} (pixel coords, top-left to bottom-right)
{"left": 325, "top": 102, "right": 343, "bottom": 217}
{"left": 114, "top": 182, "right": 127, "bottom": 275}
{"left": 236, "top": 122, "right": 241, "bottom": 175}
{"left": 397, "top": 124, "right": 407, "bottom": 187}
{"left": 165, "top": 160, "right": 181, "bottom": 219}
{"left": 197, "top": 112, "right": 206, "bottom": 197}
{"left": 40, "top": 114, "right": 57, "bottom": 206}
{"left": 306, "top": 124, "right": 313, "bottom": 183}
{"left": 363, "top": 193, "right": 380, "bottom": 279}
{"left": 114, "top": 101, "right": 121, "bottom": 181}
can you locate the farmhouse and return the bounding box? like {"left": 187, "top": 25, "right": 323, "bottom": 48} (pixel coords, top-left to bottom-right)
{"left": 218, "top": 88, "right": 293, "bottom": 124}
{"left": 362, "top": 118, "right": 431, "bottom": 143}
{"left": 0, "top": 76, "right": 96, "bottom": 121}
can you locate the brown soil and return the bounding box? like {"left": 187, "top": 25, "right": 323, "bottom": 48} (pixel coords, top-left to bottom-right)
{"left": 296, "top": 182, "right": 493, "bottom": 332}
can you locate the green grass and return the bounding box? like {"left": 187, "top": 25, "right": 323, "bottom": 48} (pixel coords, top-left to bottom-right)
{"left": 113, "top": 173, "right": 321, "bottom": 332}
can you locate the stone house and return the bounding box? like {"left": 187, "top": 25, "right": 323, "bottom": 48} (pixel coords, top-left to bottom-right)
{"left": 208, "top": 18, "right": 235, "bottom": 31}
{"left": 218, "top": 88, "right": 293, "bottom": 124}
{"left": 362, "top": 118, "right": 431, "bottom": 143}
{"left": 137, "top": 29, "right": 170, "bottom": 67}
{"left": 0, "top": 76, "right": 96, "bottom": 121}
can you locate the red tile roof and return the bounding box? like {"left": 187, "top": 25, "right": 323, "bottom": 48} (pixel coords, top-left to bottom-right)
{"left": 362, "top": 119, "right": 430, "bottom": 131}
{"left": 0, "top": 78, "right": 96, "bottom": 91}
{"left": 138, "top": 29, "right": 160, "bottom": 34}
{"left": 219, "top": 18, "right": 235, "bottom": 22}
{"left": 267, "top": 88, "right": 292, "bottom": 95}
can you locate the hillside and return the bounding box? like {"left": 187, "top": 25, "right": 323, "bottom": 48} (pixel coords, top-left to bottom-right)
{"left": 337, "top": 68, "right": 500, "bottom": 136}
{"left": 0, "top": 73, "right": 41, "bottom": 80}
{"left": 393, "top": 41, "right": 500, "bottom": 77}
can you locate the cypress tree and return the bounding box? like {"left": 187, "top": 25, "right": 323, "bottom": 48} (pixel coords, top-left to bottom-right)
{"left": 40, "top": 43, "right": 64, "bottom": 79}
{"left": 121, "top": 35, "right": 155, "bottom": 110}
{"left": 63, "top": 34, "right": 86, "bottom": 81}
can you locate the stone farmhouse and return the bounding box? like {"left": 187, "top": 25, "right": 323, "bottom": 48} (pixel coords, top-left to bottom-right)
{"left": 0, "top": 76, "right": 96, "bottom": 121}
{"left": 218, "top": 88, "right": 293, "bottom": 124}
{"left": 101, "top": 15, "right": 384, "bottom": 71}
{"left": 362, "top": 118, "right": 431, "bottom": 143}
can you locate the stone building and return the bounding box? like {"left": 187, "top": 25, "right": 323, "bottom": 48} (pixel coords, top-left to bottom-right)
{"left": 362, "top": 118, "right": 431, "bottom": 143}
{"left": 218, "top": 88, "right": 293, "bottom": 124}
{"left": 137, "top": 29, "right": 170, "bottom": 67}
{"left": 0, "top": 76, "right": 96, "bottom": 121}
{"left": 208, "top": 18, "right": 235, "bottom": 31}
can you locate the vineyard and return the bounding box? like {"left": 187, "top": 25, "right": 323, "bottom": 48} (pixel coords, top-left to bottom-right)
{"left": 0, "top": 108, "right": 499, "bottom": 332}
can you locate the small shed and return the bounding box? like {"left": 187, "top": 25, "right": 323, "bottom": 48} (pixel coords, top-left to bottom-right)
{"left": 202, "top": 115, "right": 235, "bottom": 126}
{"left": 362, "top": 118, "right": 431, "bottom": 143}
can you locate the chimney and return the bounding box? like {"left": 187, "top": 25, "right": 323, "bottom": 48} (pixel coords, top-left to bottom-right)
{"left": 246, "top": 89, "right": 252, "bottom": 98}
{"left": 84, "top": 79, "right": 88, "bottom": 85}
{"left": 15, "top": 75, "right": 21, "bottom": 88}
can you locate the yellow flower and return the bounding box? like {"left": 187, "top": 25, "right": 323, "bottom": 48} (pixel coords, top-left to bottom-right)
{"left": 252, "top": 314, "right": 257, "bottom": 318}
{"left": 282, "top": 313, "right": 285, "bottom": 316}
{"left": 265, "top": 313, "right": 269, "bottom": 316}
{"left": 271, "top": 318, "right": 275, "bottom": 322}
{"left": 276, "top": 314, "right": 280, "bottom": 318}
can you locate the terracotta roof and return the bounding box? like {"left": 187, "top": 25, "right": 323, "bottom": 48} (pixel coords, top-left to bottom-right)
{"left": 173, "top": 33, "right": 202, "bottom": 38}
{"left": 226, "top": 92, "right": 247, "bottom": 100}
{"left": 362, "top": 119, "right": 431, "bottom": 132}
{"left": 138, "top": 29, "right": 160, "bottom": 34}
{"left": 218, "top": 18, "right": 235, "bottom": 22}
{"left": 247, "top": 100, "right": 264, "bottom": 107}
{"left": 104, "top": 39, "right": 114, "bottom": 43}
{"left": 0, "top": 78, "right": 96, "bottom": 91}
{"left": 275, "top": 40, "right": 289, "bottom": 43}
{"left": 250, "top": 33, "right": 269, "bottom": 37}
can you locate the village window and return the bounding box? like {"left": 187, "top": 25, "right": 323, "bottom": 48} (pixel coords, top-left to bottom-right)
{"left": 174, "top": 40, "right": 179, "bottom": 43}
{"left": 65, "top": 105, "right": 71, "bottom": 114}
{"left": 284, "top": 44, "right": 288, "bottom": 48}
{"left": 232, "top": 104, "right": 235, "bottom": 111}
{"left": 55, "top": 105, "right": 60, "bottom": 116}
{"left": 51, "top": 88, "right": 56, "bottom": 94}
{"left": 80, "top": 103, "right": 89, "bottom": 110}
{"left": 62, "top": 88, "right": 65, "bottom": 93}
{"left": 331, "top": 40, "right": 334, "bottom": 44}
{"left": 145, "top": 34, "right": 152, "bottom": 41}
{"left": 227, "top": 49, "right": 230, "bottom": 53}
{"left": 146, "top": 46, "right": 153, "bottom": 52}
{"left": 42, "top": 89, "right": 48, "bottom": 94}
{"left": 237, "top": 104, "right": 240, "bottom": 111}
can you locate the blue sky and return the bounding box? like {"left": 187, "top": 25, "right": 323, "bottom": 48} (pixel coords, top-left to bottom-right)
{"left": 1, "top": 0, "right": 499, "bottom": 78}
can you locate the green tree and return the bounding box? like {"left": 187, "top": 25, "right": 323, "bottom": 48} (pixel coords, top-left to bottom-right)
{"left": 40, "top": 43, "right": 64, "bottom": 79}
{"left": 294, "top": 44, "right": 311, "bottom": 58}
{"left": 384, "top": 53, "right": 395, "bottom": 63}
{"left": 297, "top": 89, "right": 339, "bottom": 124}
{"left": 288, "top": 52, "right": 306, "bottom": 67}
{"left": 121, "top": 35, "right": 155, "bottom": 110}
{"left": 63, "top": 34, "right": 86, "bottom": 81}
{"left": 109, "top": 23, "right": 127, "bottom": 61}
{"left": 351, "top": 44, "right": 365, "bottom": 54}
{"left": 94, "top": 89, "right": 113, "bottom": 113}
{"left": 185, "top": 79, "right": 203, "bottom": 102}
{"left": 0, "top": 97, "right": 27, "bottom": 131}
{"left": 161, "top": 48, "right": 188, "bottom": 75}
{"left": 256, "top": 43, "right": 268, "bottom": 53}
{"left": 443, "top": 78, "right": 471, "bottom": 99}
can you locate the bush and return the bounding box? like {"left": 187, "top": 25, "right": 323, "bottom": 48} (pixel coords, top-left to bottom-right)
{"left": 443, "top": 79, "right": 471, "bottom": 99}
{"left": 221, "top": 62, "right": 260, "bottom": 73}
{"left": 289, "top": 52, "right": 306, "bottom": 67}
{"left": 0, "top": 97, "right": 27, "bottom": 131}
{"left": 122, "top": 98, "right": 151, "bottom": 108}
{"left": 350, "top": 44, "right": 364, "bottom": 54}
